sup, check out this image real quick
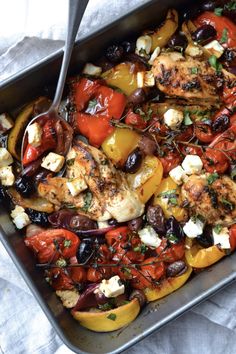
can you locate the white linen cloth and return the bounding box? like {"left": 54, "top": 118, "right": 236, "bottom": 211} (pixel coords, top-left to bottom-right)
{"left": 1, "top": 1, "right": 236, "bottom": 353}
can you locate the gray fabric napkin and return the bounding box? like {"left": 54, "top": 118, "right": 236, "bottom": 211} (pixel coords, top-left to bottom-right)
{"left": 1, "top": 1, "right": 236, "bottom": 353}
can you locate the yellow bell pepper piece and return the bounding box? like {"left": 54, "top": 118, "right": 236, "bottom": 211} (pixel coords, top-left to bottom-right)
{"left": 102, "top": 62, "right": 139, "bottom": 96}
{"left": 72, "top": 298, "right": 140, "bottom": 332}
{"left": 128, "top": 155, "right": 163, "bottom": 204}
{"left": 144, "top": 266, "right": 192, "bottom": 302}
{"left": 150, "top": 9, "right": 178, "bottom": 51}
{"left": 153, "top": 177, "right": 187, "bottom": 222}
{"left": 185, "top": 238, "right": 225, "bottom": 268}
{"left": 102, "top": 127, "right": 140, "bottom": 166}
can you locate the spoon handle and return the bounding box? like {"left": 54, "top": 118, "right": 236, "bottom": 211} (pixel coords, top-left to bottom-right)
{"left": 51, "top": 0, "right": 89, "bottom": 111}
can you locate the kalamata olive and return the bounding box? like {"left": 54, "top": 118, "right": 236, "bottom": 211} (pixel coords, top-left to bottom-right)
{"left": 115, "top": 293, "right": 128, "bottom": 307}
{"left": 223, "top": 9, "right": 236, "bottom": 23}
{"left": 222, "top": 49, "right": 236, "bottom": 63}
{"left": 127, "top": 216, "right": 143, "bottom": 232}
{"left": 33, "top": 169, "right": 50, "bottom": 185}
{"left": 212, "top": 114, "right": 230, "bottom": 133}
{"left": 147, "top": 87, "right": 165, "bottom": 102}
{"left": 146, "top": 205, "right": 166, "bottom": 234}
{"left": 69, "top": 214, "right": 97, "bottom": 231}
{"left": 0, "top": 185, "right": 12, "bottom": 209}
{"left": 129, "top": 289, "right": 146, "bottom": 307}
{"left": 182, "top": 6, "right": 201, "bottom": 20}
{"left": 165, "top": 216, "right": 184, "bottom": 243}
{"left": 192, "top": 24, "right": 217, "bottom": 45}
{"left": 201, "top": 0, "right": 216, "bottom": 11}
{"left": 95, "top": 291, "right": 108, "bottom": 305}
{"left": 15, "top": 176, "right": 35, "bottom": 197}
{"left": 166, "top": 260, "right": 187, "bottom": 277}
{"left": 138, "top": 135, "right": 156, "bottom": 155}
{"left": 228, "top": 66, "right": 236, "bottom": 75}
{"left": 127, "top": 88, "right": 146, "bottom": 104}
{"left": 76, "top": 239, "right": 94, "bottom": 264}
{"left": 122, "top": 40, "right": 135, "bottom": 53}
{"left": 167, "top": 33, "right": 188, "bottom": 51}
{"left": 196, "top": 225, "right": 214, "bottom": 248}
{"left": 108, "top": 218, "right": 119, "bottom": 226}
{"left": 26, "top": 208, "right": 49, "bottom": 226}
{"left": 105, "top": 44, "right": 124, "bottom": 63}
{"left": 125, "top": 148, "right": 143, "bottom": 174}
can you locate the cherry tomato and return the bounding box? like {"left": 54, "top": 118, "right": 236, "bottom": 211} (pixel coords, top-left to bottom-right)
{"left": 195, "top": 12, "right": 236, "bottom": 48}
{"left": 69, "top": 257, "right": 87, "bottom": 283}
{"left": 105, "top": 226, "right": 129, "bottom": 246}
{"left": 195, "top": 122, "right": 216, "bottom": 143}
{"left": 87, "top": 266, "right": 112, "bottom": 282}
{"left": 202, "top": 148, "right": 229, "bottom": 173}
{"left": 229, "top": 225, "right": 236, "bottom": 252}
{"left": 160, "top": 149, "right": 182, "bottom": 176}
{"left": 125, "top": 109, "right": 147, "bottom": 130}
{"left": 25, "top": 229, "right": 80, "bottom": 263}
{"left": 46, "top": 268, "right": 74, "bottom": 290}
{"left": 179, "top": 143, "right": 203, "bottom": 157}
{"left": 156, "top": 238, "right": 185, "bottom": 263}
{"left": 131, "top": 258, "right": 165, "bottom": 289}
{"left": 175, "top": 125, "right": 194, "bottom": 142}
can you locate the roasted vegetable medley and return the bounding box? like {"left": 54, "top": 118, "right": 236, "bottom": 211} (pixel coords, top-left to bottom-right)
{"left": 0, "top": 0, "right": 236, "bottom": 332}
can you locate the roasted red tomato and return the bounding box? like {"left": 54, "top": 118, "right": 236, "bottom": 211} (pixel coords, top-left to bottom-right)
{"left": 25, "top": 229, "right": 80, "bottom": 263}
{"left": 202, "top": 148, "right": 229, "bottom": 174}
{"left": 195, "top": 12, "right": 236, "bottom": 48}
{"left": 105, "top": 226, "right": 129, "bottom": 246}
{"left": 125, "top": 109, "right": 147, "bottom": 130}
{"left": 229, "top": 225, "right": 236, "bottom": 252}
{"left": 195, "top": 122, "right": 216, "bottom": 143}
{"left": 131, "top": 258, "right": 165, "bottom": 290}
{"left": 71, "top": 78, "right": 126, "bottom": 147}
{"left": 160, "top": 148, "right": 182, "bottom": 176}
{"left": 45, "top": 268, "right": 74, "bottom": 290}
{"left": 156, "top": 238, "right": 185, "bottom": 263}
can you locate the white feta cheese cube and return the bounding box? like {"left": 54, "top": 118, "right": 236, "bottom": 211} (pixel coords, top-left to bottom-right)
{"left": 169, "top": 165, "right": 187, "bottom": 185}
{"left": 0, "top": 147, "right": 13, "bottom": 167}
{"left": 66, "top": 177, "right": 87, "bottom": 197}
{"left": 138, "top": 225, "right": 162, "bottom": 248}
{"left": 82, "top": 63, "right": 102, "bottom": 76}
{"left": 0, "top": 113, "right": 14, "bottom": 134}
{"left": 212, "top": 227, "right": 231, "bottom": 249}
{"left": 11, "top": 205, "right": 31, "bottom": 229}
{"left": 182, "top": 155, "right": 203, "bottom": 175}
{"left": 27, "top": 122, "right": 42, "bottom": 147}
{"left": 41, "top": 152, "right": 65, "bottom": 172}
{"left": 0, "top": 166, "right": 15, "bottom": 186}
{"left": 135, "top": 35, "right": 152, "bottom": 56}
{"left": 204, "top": 40, "right": 224, "bottom": 58}
{"left": 183, "top": 218, "right": 204, "bottom": 238}
{"left": 185, "top": 44, "right": 203, "bottom": 57}
{"left": 148, "top": 46, "right": 161, "bottom": 65}
{"left": 99, "top": 276, "right": 125, "bottom": 298}
{"left": 163, "top": 109, "right": 184, "bottom": 130}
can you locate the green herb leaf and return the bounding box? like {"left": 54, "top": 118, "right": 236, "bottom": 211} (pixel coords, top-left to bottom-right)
{"left": 99, "top": 303, "right": 113, "bottom": 311}
{"left": 213, "top": 224, "right": 223, "bottom": 234}
{"left": 63, "top": 240, "right": 72, "bottom": 248}
{"left": 220, "top": 28, "right": 228, "bottom": 44}
{"left": 190, "top": 67, "right": 198, "bottom": 74}
{"left": 225, "top": 1, "right": 236, "bottom": 11}
{"left": 81, "top": 191, "right": 93, "bottom": 212}
{"left": 158, "top": 189, "right": 177, "bottom": 198}
{"left": 169, "top": 197, "right": 178, "bottom": 206}
{"left": 135, "top": 106, "right": 153, "bottom": 122}
{"left": 183, "top": 110, "right": 193, "bottom": 126}
{"left": 67, "top": 158, "right": 75, "bottom": 167}
{"left": 133, "top": 244, "right": 148, "bottom": 254}
{"left": 107, "top": 313, "right": 117, "bottom": 321}
{"left": 207, "top": 172, "right": 219, "bottom": 185}
{"left": 221, "top": 198, "right": 234, "bottom": 211}
{"left": 214, "top": 7, "right": 223, "bottom": 16}
{"left": 56, "top": 258, "right": 67, "bottom": 268}
{"left": 167, "top": 233, "right": 179, "bottom": 244}
{"left": 209, "top": 55, "right": 223, "bottom": 73}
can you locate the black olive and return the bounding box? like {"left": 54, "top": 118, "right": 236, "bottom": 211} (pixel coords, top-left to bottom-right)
{"left": 138, "top": 135, "right": 157, "bottom": 156}
{"left": 129, "top": 289, "right": 146, "bottom": 307}
{"left": 167, "top": 33, "right": 188, "bottom": 52}
{"left": 223, "top": 9, "right": 236, "bottom": 23}
{"left": 182, "top": 7, "right": 201, "bottom": 20}
{"left": 196, "top": 225, "right": 214, "bottom": 248}
{"left": 221, "top": 49, "right": 236, "bottom": 63}
{"left": 108, "top": 218, "right": 119, "bottom": 226}
{"left": 127, "top": 216, "right": 143, "bottom": 232}
{"left": 147, "top": 87, "right": 165, "bottom": 102}
{"left": 0, "top": 185, "right": 12, "bottom": 209}
{"left": 212, "top": 114, "right": 230, "bottom": 133}
{"left": 26, "top": 208, "right": 49, "bottom": 226}
{"left": 121, "top": 40, "right": 135, "bottom": 53}
{"left": 127, "top": 88, "right": 146, "bottom": 104}
{"left": 105, "top": 44, "right": 124, "bottom": 63}
{"left": 166, "top": 261, "right": 187, "bottom": 277}
{"left": 69, "top": 214, "right": 97, "bottom": 231}
{"left": 76, "top": 239, "right": 94, "bottom": 264}
{"left": 15, "top": 176, "right": 35, "bottom": 197}
{"left": 146, "top": 205, "right": 166, "bottom": 234}
{"left": 165, "top": 216, "right": 184, "bottom": 243}
{"left": 192, "top": 24, "right": 217, "bottom": 45}
{"left": 201, "top": 0, "right": 216, "bottom": 12}
{"left": 125, "top": 148, "right": 143, "bottom": 174}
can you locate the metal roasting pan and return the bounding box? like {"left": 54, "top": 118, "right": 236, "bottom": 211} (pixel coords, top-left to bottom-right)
{"left": 1, "top": 1, "right": 236, "bottom": 353}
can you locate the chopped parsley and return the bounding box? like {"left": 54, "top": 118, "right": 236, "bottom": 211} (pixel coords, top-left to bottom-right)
{"left": 63, "top": 239, "right": 72, "bottom": 248}
{"left": 167, "top": 233, "right": 179, "bottom": 244}
{"left": 183, "top": 110, "right": 193, "bottom": 126}
{"left": 214, "top": 7, "right": 223, "bottom": 16}
{"left": 213, "top": 224, "right": 223, "bottom": 234}
{"left": 81, "top": 191, "right": 93, "bottom": 212}
{"left": 209, "top": 55, "right": 223, "bottom": 73}
{"left": 135, "top": 106, "right": 153, "bottom": 122}
{"left": 133, "top": 244, "right": 148, "bottom": 254}
{"left": 99, "top": 303, "right": 113, "bottom": 311}
{"left": 207, "top": 172, "right": 219, "bottom": 185}
{"left": 158, "top": 189, "right": 178, "bottom": 207}
{"left": 107, "top": 313, "right": 117, "bottom": 321}
{"left": 190, "top": 67, "right": 199, "bottom": 75}
{"left": 221, "top": 198, "right": 234, "bottom": 211}
{"left": 220, "top": 28, "right": 228, "bottom": 44}
{"left": 225, "top": 1, "right": 236, "bottom": 11}
{"left": 56, "top": 258, "right": 67, "bottom": 268}
{"left": 67, "top": 158, "right": 75, "bottom": 166}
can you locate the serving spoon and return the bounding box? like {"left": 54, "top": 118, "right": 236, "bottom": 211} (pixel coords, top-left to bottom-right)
{"left": 21, "top": 0, "right": 89, "bottom": 169}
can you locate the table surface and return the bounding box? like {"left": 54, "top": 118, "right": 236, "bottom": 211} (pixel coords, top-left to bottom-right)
{"left": 1, "top": 1, "right": 236, "bottom": 354}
